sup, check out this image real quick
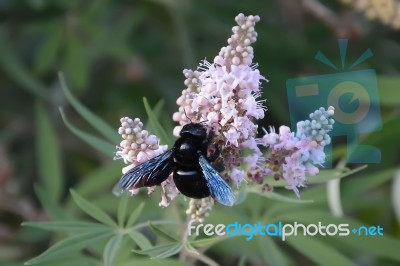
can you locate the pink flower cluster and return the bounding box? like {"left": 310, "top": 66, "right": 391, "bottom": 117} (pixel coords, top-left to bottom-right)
{"left": 172, "top": 14, "right": 267, "bottom": 185}
{"left": 171, "top": 13, "right": 335, "bottom": 196}
{"left": 115, "top": 117, "right": 166, "bottom": 165}
{"left": 115, "top": 117, "right": 178, "bottom": 206}
{"left": 259, "top": 107, "right": 335, "bottom": 196}
{"left": 115, "top": 13, "right": 335, "bottom": 206}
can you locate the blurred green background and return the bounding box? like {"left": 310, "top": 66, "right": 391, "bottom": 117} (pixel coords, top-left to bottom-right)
{"left": 0, "top": 0, "right": 399, "bottom": 266}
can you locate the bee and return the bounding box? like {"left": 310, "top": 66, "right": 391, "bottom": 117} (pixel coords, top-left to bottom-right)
{"left": 116, "top": 122, "right": 235, "bottom": 206}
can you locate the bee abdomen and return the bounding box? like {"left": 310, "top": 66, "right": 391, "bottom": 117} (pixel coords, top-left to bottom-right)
{"left": 173, "top": 169, "right": 210, "bottom": 199}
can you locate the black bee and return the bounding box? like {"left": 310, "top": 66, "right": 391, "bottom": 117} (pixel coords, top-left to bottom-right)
{"left": 117, "top": 123, "right": 235, "bottom": 206}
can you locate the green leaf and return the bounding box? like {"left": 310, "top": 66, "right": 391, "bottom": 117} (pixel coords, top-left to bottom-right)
{"left": 341, "top": 76, "right": 400, "bottom": 107}
{"left": 271, "top": 165, "right": 367, "bottom": 187}
{"left": 153, "top": 243, "right": 183, "bottom": 259}
{"left": 59, "top": 73, "right": 120, "bottom": 143}
{"left": 256, "top": 236, "right": 287, "bottom": 266}
{"left": 378, "top": 76, "right": 400, "bottom": 107}
{"left": 246, "top": 188, "right": 313, "bottom": 204}
{"left": 64, "top": 37, "right": 89, "bottom": 90}
{"left": 15, "top": 226, "right": 49, "bottom": 243}
{"left": 21, "top": 221, "right": 110, "bottom": 233}
{"left": 273, "top": 209, "right": 341, "bottom": 224}
{"left": 144, "top": 99, "right": 165, "bottom": 132}
{"left": 189, "top": 237, "right": 225, "bottom": 248}
{"left": 23, "top": 254, "right": 98, "bottom": 266}
{"left": 183, "top": 242, "right": 198, "bottom": 255}
{"left": 143, "top": 97, "right": 173, "bottom": 147}
{"left": 70, "top": 161, "right": 123, "bottom": 202}
{"left": 0, "top": 35, "right": 48, "bottom": 100}
{"left": 35, "top": 101, "right": 63, "bottom": 202}
{"left": 273, "top": 210, "right": 400, "bottom": 262}
{"left": 335, "top": 231, "right": 400, "bottom": 262}
{"left": 34, "top": 24, "right": 61, "bottom": 73}
{"left": 117, "top": 259, "right": 186, "bottom": 266}
{"left": 129, "top": 230, "right": 152, "bottom": 250}
{"left": 358, "top": 115, "right": 400, "bottom": 166}
{"left": 238, "top": 255, "right": 248, "bottom": 266}
{"left": 103, "top": 234, "right": 123, "bottom": 266}
{"left": 117, "top": 195, "right": 129, "bottom": 227}
{"left": 342, "top": 167, "right": 398, "bottom": 195}
{"left": 152, "top": 100, "right": 165, "bottom": 118}
{"left": 59, "top": 108, "right": 115, "bottom": 157}
{"left": 287, "top": 235, "right": 356, "bottom": 266}
{"left": 148, "top": 222, "right": 179, "bottom": 242}
{"left": 308, "top": 165, "right": 367, "bottom": 184}
{"left": 132, "top": 242, "right": 183, "bottom": 259}
{"left": 24, "top": 231, "right": 113, "bottom": 265}
{"left": 126, "top": 202, "right": 145, "bottom": 228}
{"left": 169, "top": 7, "right": 195, "bottom": 67}
{"left": 70, "top": 189, "right": 117, "bottom": 227}
{"left": 34, "top": 185, "right": 69, "bottom": 220}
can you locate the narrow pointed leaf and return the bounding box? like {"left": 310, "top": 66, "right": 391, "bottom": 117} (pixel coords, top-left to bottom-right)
{"left": 144, "top": 99, "right": 165, "bottom": 132}
{"left": 34, "top": 185, "right": 69, "bottom": 220}
{"left": 148, "top": 222, "right": 179, "bottom": 242}
{"left": 271, "top": 165, "right": 367, "bottom": 187}
{"left": 24, "top": 254, "right": 99, "bottom": 266}
{"left": 64, "top": 37, "right": 89, "bottom": 90}
{"left": 246, "top": 188, "right": 313, "bottom": 204}
{"left": 183, "top": 243, "right": 198, "bottom": 255}
{"left": 189, "top": 237, "right": 226, "bottom": 248}
{"left": 143, "top": 97, "right": 172, "bottom": 147}
{"left": 238, "top": 255, "right": 248, "bottom": 266}
{"left": 24, "top": 231, "right": 113, "bottom": 265}
{"left": 256, "top": 236, "right": 287, "bottom": 266}
{"left": 117, "top": 195, "right": 129, "bottom": 227}
{"left": 60, "top": 108, "right": 115, "bottom": 156}
{"left": 103, "top": 234, "right": 123, "bottom": 266}
{"left": 34, "top": 24, "right": 61, "bottom": 73}
{"left": 35, "top": 101, "right": 63, "bottom": 202}
{"left": 343, "top": 167, "right": 398, "bottom": 195}
{"left": 274, "top": 210, "right": 400, "bottom": 262}
{"left": 59, "top": 72, "right": 119, "bottom": 143}
{"left": 0, "top": 37, "right": 48, "bottom": 100}
{"left": 126, "top": 202, "right": 145, "bottom": 228}
{"left": 308, "top": 165, "right": 367, "bottom": 184}
{"left": 154, "top": 243, "right": 183, "bottom": 259}
{"left": 128, "top": 230, "right": 152, "bottom": 250}
{"left": 70, "top": 189, "right": 117, "bottom": 227}
{"left": 22, "top": 221, "right": 110, "bottom": 233}
{"left": 378, "top": 76, "right": 400, "bottom": 106}
{"left": 132, "top": 242, "right": 182, "bottom": 259}
{"left": 132, "top": 243, "right": 176, "bottom": 256}
{"left": 69, "top": 161, "right": 123, "bottom": 203}
{"left": 334, "top": 231, "right": 400, "bottom": 262}
{"left": 287, "top": 236, "right": 356, "bottom": 266}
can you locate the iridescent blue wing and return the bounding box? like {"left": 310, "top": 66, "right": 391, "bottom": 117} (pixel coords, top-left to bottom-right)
{"left": 118, "top": 149, "right": 174, "bottom": 191}
{"left": 198, "top": 153, "right": 235, "bottom": 206}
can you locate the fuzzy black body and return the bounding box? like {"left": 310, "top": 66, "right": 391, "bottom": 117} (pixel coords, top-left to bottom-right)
{"left": 172, "top": 123, "right": 211, "bottom": 198}
{"left": 117, "top": 123, "right": 235, "bottom": 206}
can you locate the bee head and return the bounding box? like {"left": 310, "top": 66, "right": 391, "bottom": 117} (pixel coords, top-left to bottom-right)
{"left": 180, "top": 123, "right": 207, "bottom": 140}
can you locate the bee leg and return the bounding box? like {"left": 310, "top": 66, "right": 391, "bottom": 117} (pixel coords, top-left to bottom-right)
{"left": 206, "top": 146, "right": 220, "bottom": 162}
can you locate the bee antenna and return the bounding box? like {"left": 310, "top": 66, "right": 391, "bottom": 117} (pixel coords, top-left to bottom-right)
{"left": 183, "top": 109, "right": 192, "bottom": 123}
{"left": 200, "top": 114, "right": 209, "bottom": 124}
